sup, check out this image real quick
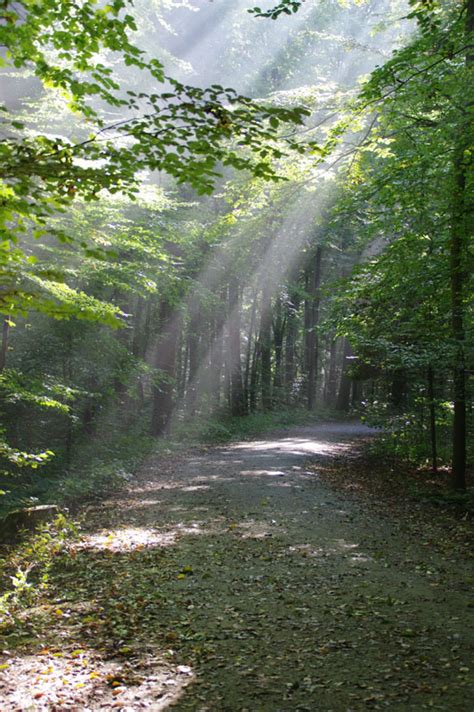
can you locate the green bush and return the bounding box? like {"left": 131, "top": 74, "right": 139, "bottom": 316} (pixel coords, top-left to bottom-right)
{"left": 0, "top": 513, "right": 78, "bottom": 626}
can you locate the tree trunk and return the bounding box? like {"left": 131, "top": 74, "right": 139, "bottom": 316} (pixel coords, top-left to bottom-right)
{"left": 336, "top": 338, "right": 353, "bottom": 412}
{"left": 450, "top": 0, "right": 473, "bottom": 489}
{"left": 150, "top": 301, "right": 179, "bottom": 436}
{"left": 249, "top": 339, "right": 260, "bottom": 413}
{"left": 228, "top": 275, "right": 246, "bottom": 416}
{"left": 244, "top": 291, "right": 258, "bottom": 410}
{"left": 312, "top": 246, "right": 323, "bottom": 406}
{"left": 305, "top": 246, "right": 322, "bottom": 410}
{"left": 210, "top": 308, "right": 224, "bottom": 409}
{"left": 284, "top": 294, "right": 299, "bottom": 403}
{"left": 131, "top": 296, "right": 145, "bottom": 357}
{"left": 186, "top": 310, "right": 201, "bottom": 415}
{"left": 390, "top": 370, "right": 406, "bottom": 410}
{"left": 260, "top": 283, "right": 272, "bottom": 410}
{"left": 272, "top": 294, "right": 285, "bottom": 404}
{"left": 351, "top": 379, "right": 361, "bottom": 408}
{"left": 0, "top": 318, "right": 10, "bottom": 372}
{"left": 131, "top": 297, "right": 149, "bottom": 407}
{"left": 427, "top": 365, "right": 438, "bottom": 474}
{"left": 304, "top": 270, "right": 312, "bottom": 405}
{"left": 324, "top": 336, "right": 338, "bottom": 407}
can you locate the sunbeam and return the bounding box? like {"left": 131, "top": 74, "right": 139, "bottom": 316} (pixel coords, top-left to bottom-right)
{"left": 4, "top": 1, "right": 471, "bottom": 709}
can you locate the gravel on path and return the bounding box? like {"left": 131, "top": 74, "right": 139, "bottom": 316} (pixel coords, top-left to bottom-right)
{"left": 1, "top": 422, "right": 473, "bottom": 711}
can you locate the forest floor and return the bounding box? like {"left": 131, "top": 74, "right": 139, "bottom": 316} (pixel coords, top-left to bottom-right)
{"left": 1, "top": 421, "right": 473, "bottom": 711}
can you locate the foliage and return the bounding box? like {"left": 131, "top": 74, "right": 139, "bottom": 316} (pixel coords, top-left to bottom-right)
{"left": 0, "top": 0, "right": 472, "bottom": 517}
{"left": 0, "top": 513, "right": 78, "bottom": 623}
{"left": 326, "top": 0, "right": 473, "bottom": 477}
{"left": 0, "top": 0, "right": 314, "bottom": 338}
{"left": 250, "top": 1, "right": 304, "bottom": 20}
{"left": 172, "top": 407, "right": 339, "bottom": 444}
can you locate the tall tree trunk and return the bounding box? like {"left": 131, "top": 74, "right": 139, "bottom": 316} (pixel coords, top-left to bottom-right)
{"left": 284, "top": 294, "right": 299, "bottom": 403}
{"left": 324, "top": 336, "right": 338, "bottom": 407}
{"left": 260, "top": 283, "right": 272, "bottom": 410}
{"left": 131, "top": 296, "right": 144, "bottom": 357}
{"left": 351, "top": 379, "right": 361, "bottom": 408}
{"left": 151, "top": 301, "right": 179, "bottom": 436}
{"left": 427, "top": 365, "right": 438, "bottom": 475}
{"left": 228, "top": 275, "right": 246, "bottom": 416}
{"left": 305, "top": 246, "right": 322, "bottom": 410}
{"left": 244, "top": 291, "right": 258, "bottom": 410}
{"left": 312, "top": 246, "right": 323, "bottom": 405}
{"left": 186, "top": 310, "right": 201, "bottom": 414}
{"left": 210, "top": 307, "right": 224, "bottom": 409}
{"left": 336, "top": 338, "right": 353, "bottom": 412}
{"left": 272, "top": 295, "right": 285, "bottom": 404}
{"left": 0, "top": 318, "right": 10, "bottom": 372}
{"left": 178, "top": 335, "right": 189, "bottom": 399}
{"left": 249, "top": 339, "right": 260, "bottom": 413}
{"left": 390, "top": 370, "right": 406, "bottom": 409}
{"left": 450, "top": 0, "right": 473, "bottom": 489}
{"left": 131, "top": 297, "right": 149, "bottom": 407}
{"left": 304, "top": 270, "right": 312, "bottom": 404}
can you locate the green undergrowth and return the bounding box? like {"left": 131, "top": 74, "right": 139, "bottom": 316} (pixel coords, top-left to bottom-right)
{"left": 359, "top": 404, "right": 474, "bottom": 473}
{"left": 0, "top": 513, "right": 78, "bottom": 631}
{"left": 410, "top": 480, "right": 474, "bottom": 516}
{"left": 362, "top": 428, "right": 473, "bottom": 513}
{"left": 0, "top": 426, "right": 155, "bottom": 520}
{"left": 57, "top": 433, "right": 154, "bottom": 510}
{"left": 171, "top": 406, "right": 345, "bottom": 445}
{"left": 320, "top": 442, "right": 474, "bottom": 519}
{"left": 1, "top": 406, "right": 345, "bottom": 524}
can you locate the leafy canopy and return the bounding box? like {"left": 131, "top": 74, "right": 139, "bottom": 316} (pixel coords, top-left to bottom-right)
{"left": 0, "top": 0, "right": 311, "bottom": 321}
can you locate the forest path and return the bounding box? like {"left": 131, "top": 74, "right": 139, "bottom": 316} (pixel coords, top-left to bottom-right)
{"left": 1, "top": 422, "right": 473, "bottom": 710}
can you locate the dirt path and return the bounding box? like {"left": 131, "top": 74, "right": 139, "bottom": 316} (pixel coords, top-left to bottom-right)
{"left": 1, "top": 423, "right": 473, "bottom": 710}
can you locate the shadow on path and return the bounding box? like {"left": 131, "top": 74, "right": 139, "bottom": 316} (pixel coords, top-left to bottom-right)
{"left": 1, "top": 422, "right": 472, "bottom": 711}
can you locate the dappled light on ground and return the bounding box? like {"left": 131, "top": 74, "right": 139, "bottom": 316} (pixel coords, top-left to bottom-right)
{"left": 79, "top": 526, "right": 178, "bottom": 552}
{"left": 229, "top": 518, "right": 283, "bottom": 539}
{"left": 79, "top": 521, "right": 218, "bottom": 552}
{"left": 0, "top": 648, "right": 193, "bottom": 710}
{"left": 288, "top": 538, "right": 374, "bottom": 566}
{"left": 1, "top": 424, "right": 472, "bottom": 710}
{"left": 230, "top": 436, "right": 350, "bottom": 458}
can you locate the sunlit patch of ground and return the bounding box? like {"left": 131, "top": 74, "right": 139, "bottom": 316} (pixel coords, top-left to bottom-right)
{"left": 180, "top": 485, "right": 210, "bottom": 492}
{"left": 0, "top": 649, "right": 193, "bottom": 710}
{"left": 78, "top": 527, "right": 178, "bottom": 552}
{"left": 239, "top": 468, "right": 287, "bottom": 477}
{"left": 288, "top": 543, "right": 335, "bottom": 558}
{"left": 288, "top": 540, "right": 374, "bottom": 565}
{"left": 229, "top": 437, "right": 351, "bottom": 457}
{"left": 229, "top": 518, "right": 285, "bottom": 539}
{"left": 2, "top": 423, "right": 472, "bottom": 711}
{"left": 131, "top": 475, "right": 235, "bottom": 491}
{"left": 78, "top": 521, "right": 217, "bottom": 552}
{"left": 116, "top": 498, "right": 164, "bottom": 509}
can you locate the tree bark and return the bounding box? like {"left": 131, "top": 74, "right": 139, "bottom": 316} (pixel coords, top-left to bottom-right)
{"left": 0, "top": 318, "right": 10, "bottom": 372}
{"left": 249, "top": 339, "right": 260, "bottom": 413}
{"left": 427, "top": 365, "right": 438, "bottom": 475}
{"left": 450, "top": 0, "right": 473, "bottom": 489}
{"left": 186, "top": 309, "right": 201, "bottom": 415}
{"left": 150, "top": 301, "right": 179, "bottom": 436}
{"left": 324, "top": 336, "right": 338, "bottom": 407}
{"left": 336, "top": 338, "right": 353, "bottom": 412}
{"left": 244, "top": 291, "right": 258, "bottom": 411}
{"left": 284, "top": 293, "right": 299, "bottom": 404}
{"left": 390, "top": 370, "right": 406, "bottom": 410}
{"left": 228, "top": 275, "right": 246, "bottom": 416}
{"left": 260, "top": 283, "right": 272, "bottom": 410}
{"left": 305, "top": 246, "right": 322, "bottom": 410}
{"left": 272, "top": 294, "right": 285, "bottom": 403}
